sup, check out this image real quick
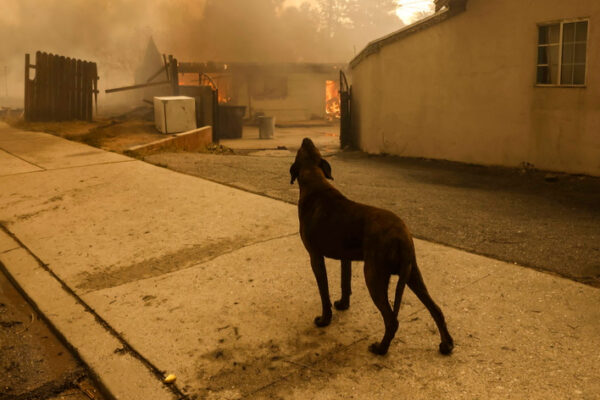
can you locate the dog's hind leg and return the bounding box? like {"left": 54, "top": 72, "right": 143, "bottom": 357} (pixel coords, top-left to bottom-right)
{"left": 334, "top": 259, "right": 352, "bottom": 310}
{"left": 310, "top": 254, "right": 332, "bottom": 327}
{"left": 407, "top": 263, "right": 454, "bottom": 355}
{"left": 364, "top": 262, "right": 399, "bottom": 355}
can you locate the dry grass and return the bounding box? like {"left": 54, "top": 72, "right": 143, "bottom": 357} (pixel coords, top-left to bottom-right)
{"left": 3, "top": 115, "right": 233, "bottom": 155}
{"left": 4, "top": 116, "right": 166, "bottom": 153}
{"left": 8, "top": 118, "right": 103, "bottom": 138}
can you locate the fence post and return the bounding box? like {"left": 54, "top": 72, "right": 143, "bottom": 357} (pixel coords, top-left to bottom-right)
{"left": 36, "top": 51, "right": 45, "bottom": 121}
{"left": 92, "top": 63, "right": 98, "bottom": 118}
{"left": 76, "top": 59, "right": 82, "bottom": 119}
{"left": 85, "top": 62, "right": 92, "bottom": 121}
{"left": 41, "top": 52, "right": 49, "bottom": 121}
{"left": 68, "top": 57, "right": 75, "bottom": 119}
{"left": 24, "top": 54, "right": 30, "bottom": 121}
{"left": 57, "top": 56, "right": 65, "bottom": 120}
{"left": 50, "top": 53, "right": 57, "bottom": 120}
{"left": 169, "top": 55, "right": 179, "bottom": 96}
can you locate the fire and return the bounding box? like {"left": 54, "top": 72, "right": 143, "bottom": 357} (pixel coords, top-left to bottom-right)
{"left": 205, "top": 73, "right": 231, "bottom": 104}
{"left": 325, "top": 80, "right": 340, "bottom": 120}
{"left": 178, "top": 72, "right": 231, "bottom": 103}
{"left": 218, "top": 93, "right": 231, "bottom": 104}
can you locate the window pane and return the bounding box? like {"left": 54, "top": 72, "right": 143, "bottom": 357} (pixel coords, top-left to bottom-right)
{"left": 576, "top": 21, "right": 588, "bottom": 41}
{"left": 538, "top": 45, "right": 563, "bottom": 66}
{"left": 538, "top": 46, "right": 548, "bottom": 64}
{"left": 562, "top": 43, "right": 575, "bottom": 64}
{"left": 537, "top": 65, "right": 559, "bottom": 84}
{"left": 574, "top": 65, "right": 586, "bottom": 85}
{"left": 538, "top": 26, "right": 549, "bottom": 44}
{"left": 537, "top": 66, "right": 550, "bottom": 84}
{"left": 574, "top": 43, "right": 587, "bottom": 64}
{"left": 547, "top": 44, "right": 559, "bottom": 65}
{"left": 561, "top": 64, "right": 574, "bottom": 85}
{"left": 563, "top": 22, "right": 576, "bottom": 43}
{"left": 539, "top": 24, "right": 560, "bottom": 44}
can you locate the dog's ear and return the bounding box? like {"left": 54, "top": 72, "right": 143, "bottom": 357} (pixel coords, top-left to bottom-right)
{"left": 290, "top": 162, "right": 299, "bottom": 184}
{"left": 319, "top": 158, "right": 333, "bottom": 180}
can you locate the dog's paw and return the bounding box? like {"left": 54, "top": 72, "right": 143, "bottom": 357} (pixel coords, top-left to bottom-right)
{"left": 314, "top": 315, "right": 331, "bottom": 327}
{"left": 368, "top": 342, "right": 388, "bottom": 355}
{"left": 439, "top": 341, "right": 454, "bottom": 355}
{"left": 334, "top": 299, "right": 349, "bottom": 311}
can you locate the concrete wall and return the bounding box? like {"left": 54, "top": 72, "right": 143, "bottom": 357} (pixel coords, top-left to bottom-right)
{"left": 351, "top": 0, "right": 600, "bottom": 176}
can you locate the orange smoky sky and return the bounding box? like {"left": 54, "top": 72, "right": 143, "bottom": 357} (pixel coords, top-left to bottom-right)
{"left": 0, "top": 0, "right": 431, "bottom": 102}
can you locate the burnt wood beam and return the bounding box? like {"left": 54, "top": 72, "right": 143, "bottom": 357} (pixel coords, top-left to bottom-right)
{"left": 105, "top": 80, "right": 171, "bottom": 94}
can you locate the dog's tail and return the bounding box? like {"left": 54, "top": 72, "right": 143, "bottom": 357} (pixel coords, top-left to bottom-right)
{"left": 393, "top": 278, "right": 404, "bottom": 317}
{"left": 405, "top": 254, "right": 455, "bottom": 355}
{"left": 392, "top": 255, "right": 414, "bottom": 317}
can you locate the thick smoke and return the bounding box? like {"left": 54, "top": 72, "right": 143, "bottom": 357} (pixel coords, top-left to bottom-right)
{"left": 0, "top": 0, "right": 406, "bottom": 108}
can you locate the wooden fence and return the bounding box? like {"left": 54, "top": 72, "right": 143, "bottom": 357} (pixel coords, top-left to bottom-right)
{"left": 24, "top": 51, "right": 98, "bottom": 122}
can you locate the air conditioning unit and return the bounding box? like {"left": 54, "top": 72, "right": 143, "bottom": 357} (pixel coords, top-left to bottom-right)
{"left": 154, "top": 96, "right": 197, "bottom": 134}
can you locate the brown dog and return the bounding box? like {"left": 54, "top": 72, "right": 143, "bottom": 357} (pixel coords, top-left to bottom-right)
{"left": 290, "top": 138, "right": 454, "bottom": 355}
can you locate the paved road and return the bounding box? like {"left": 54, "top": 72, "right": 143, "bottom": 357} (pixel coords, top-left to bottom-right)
{"left": 145, "top": 149, "right": 600, "bottom": 287}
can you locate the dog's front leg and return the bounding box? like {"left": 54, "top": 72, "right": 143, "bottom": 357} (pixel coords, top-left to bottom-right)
{"left": 310, "top": 254, "right": 332, "bottom": 327}
{"left": 334, "top": 259, "right": 351, "bottom": 310}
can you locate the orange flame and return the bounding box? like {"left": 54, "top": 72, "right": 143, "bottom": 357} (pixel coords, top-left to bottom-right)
{"left": 178, "top": 72, "right": 231, "bottom": 103}
{"left": 325, "top": 80, "right": 340, "bottom": 120}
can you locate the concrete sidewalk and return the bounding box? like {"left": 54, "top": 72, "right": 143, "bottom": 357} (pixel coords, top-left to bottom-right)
{"left": 0, "top": 122, "right": 599, "bottom": 399}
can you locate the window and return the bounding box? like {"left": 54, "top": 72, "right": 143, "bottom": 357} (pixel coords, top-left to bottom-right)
{"left": 536, "top": 20, "right": 588, "bottom": 86}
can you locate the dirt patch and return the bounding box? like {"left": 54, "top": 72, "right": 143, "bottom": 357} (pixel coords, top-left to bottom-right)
{"left": 5, "top": 112, "right": 236, "bottom": 157}
{"left": 5, "top": 115, "right": 162, "bottom": 151}
{"left": 10, "top": 119, "right": 105, "bottom": 139}
{"left": 3, "top": 106, "right": 172, "bottom": 154}
{"left": 0, "top": 267, "right": 106, "bottom": 399}
{"left": 80, "top": 120, "right": 165, "bottom": 151}
{"left": 201, "top": 143, "right": 235, "bottom": 155}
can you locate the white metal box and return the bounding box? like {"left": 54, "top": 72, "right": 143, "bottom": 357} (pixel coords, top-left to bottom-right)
{"left": 153, "top": 96, "right": 197, "bottom": 134}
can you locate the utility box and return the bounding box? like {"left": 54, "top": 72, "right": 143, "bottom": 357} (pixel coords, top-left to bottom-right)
{"left": 154, "top": 96, "right": 197, "bottom": 134}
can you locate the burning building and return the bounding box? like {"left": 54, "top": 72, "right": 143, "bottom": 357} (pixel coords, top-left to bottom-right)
{"left": 178, "top": 61, "right": 345, "bottom": 122}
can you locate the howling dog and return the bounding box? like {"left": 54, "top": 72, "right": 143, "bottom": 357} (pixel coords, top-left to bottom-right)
{"left": 290, "top": 138, "right": 454, "bottom": 355}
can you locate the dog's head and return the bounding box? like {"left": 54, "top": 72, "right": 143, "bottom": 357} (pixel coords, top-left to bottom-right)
{"left": 290, "top": 138, "right": 333, "bottom": 185}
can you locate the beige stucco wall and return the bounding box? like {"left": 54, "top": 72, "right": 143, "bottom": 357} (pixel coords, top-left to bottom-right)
{"left": 351, "top": 0, "right": 600, "bottom": 176}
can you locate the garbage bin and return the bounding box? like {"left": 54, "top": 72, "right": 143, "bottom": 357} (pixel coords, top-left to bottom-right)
{"left": 217, "top": 105, "right": 246, "bottom": 139}
{"left": 258, "top": 116, "right": 275, "bottom": 139}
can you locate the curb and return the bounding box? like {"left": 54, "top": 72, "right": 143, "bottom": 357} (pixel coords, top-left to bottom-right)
{"left": 0, "top": 227, "right": 180, "bottom": 400}
{"left": 125, "top": 126, "right": 212, "bottom": 157}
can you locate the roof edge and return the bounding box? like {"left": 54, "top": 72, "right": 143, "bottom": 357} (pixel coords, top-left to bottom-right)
{"left": 350, "top": 0, "right": 468, "bottom": 70}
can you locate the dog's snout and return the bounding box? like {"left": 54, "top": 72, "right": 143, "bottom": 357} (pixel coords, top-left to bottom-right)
{"left": 301, "top": 138, "right": 314, "bottom": 147}
{"left": 290, "top": 162, "right": 299, "bottom": 185}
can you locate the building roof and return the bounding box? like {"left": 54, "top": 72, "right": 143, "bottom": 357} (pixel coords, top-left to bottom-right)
{"left": 178, "top": 61, "right": 346, "bottom": 75}
{"left": 349, "top": 0, "right": 468, "bottom": 69}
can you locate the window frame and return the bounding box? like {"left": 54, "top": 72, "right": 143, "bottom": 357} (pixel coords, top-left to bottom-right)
{"left": 535, "top": 18, "right": 590, "bottom": 88}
